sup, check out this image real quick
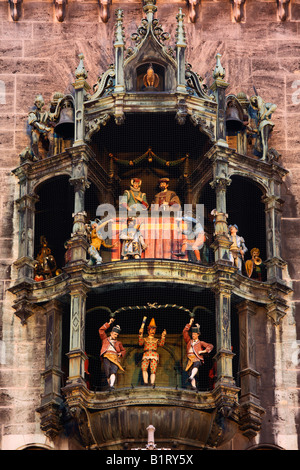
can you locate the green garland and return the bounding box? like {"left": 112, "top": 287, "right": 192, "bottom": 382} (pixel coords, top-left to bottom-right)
{"left": 110, "top": 148, "right": 188, "bottom": 167}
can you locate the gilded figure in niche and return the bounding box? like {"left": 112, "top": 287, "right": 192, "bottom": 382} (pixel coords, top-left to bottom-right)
{"left": 228, "top": 224, "right": 247, "bottom": 272}
{"left": 183, "top": 318, "right": 214, "bottom": 391}
{"left": 245, "top": 247, "right": 265, "bottom": 281}
{"left": 138, "top": 317, "right": 166, "bottom": 387}
{"left": 143, "top": 64, "right": 160, "bottom": 89}
{"left": 99, "top": 317, "right": 126, "bottom": 391}
{"left": 34, "top": 235, "right": 61, "bottom": 281}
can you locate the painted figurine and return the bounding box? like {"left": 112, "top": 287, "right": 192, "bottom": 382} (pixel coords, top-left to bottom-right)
{"left": 28, "top": 94, "right": 54, "bottom": 159}
{"left": 183, "top": 318, "right": 214, "bottom": 391}
{"left": 99, "top": 317, "right": 126, "bottom": 390}
{"left": 152, "top": 178, "right": 181, "bottom": 211}
{"left": 245, "top": 247, "right": 265, "bottom": 281}
{"left": 249, "top": 94, "right": 277, "bottom": 161}
{"left": 120, "top": 217, "right": 147, "bottom": 259}
{"left": 174, "top": 216, "right": 207, "bottom": 263}
{"left": 228, "top": 224, "right": 247, "bottom": 272}
{"left": 34, "top": 235, "right": 61, "bottom": 280}
{"left": 120, "top": 178, "right": 149, "bottom": 214}
{"left": 138, "top": 317, "right": 166, "bottom": 387}
{"left": 86, "top": 218, "right": 118, "bottom": 265}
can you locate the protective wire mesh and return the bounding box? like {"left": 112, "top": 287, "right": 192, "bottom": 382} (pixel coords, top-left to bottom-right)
{"left": 84, "top": 287, "right": 218, "bottom": 392}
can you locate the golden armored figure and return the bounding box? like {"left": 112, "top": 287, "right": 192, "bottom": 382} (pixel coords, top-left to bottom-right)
{"left": 143, "top": 64, "right": 159, "bottom": 89}
{"left": 86, "top": 218, "right": 118, "bottom": 265}
{"left": 245, "top": 247, "right": 264, "bottom": 281}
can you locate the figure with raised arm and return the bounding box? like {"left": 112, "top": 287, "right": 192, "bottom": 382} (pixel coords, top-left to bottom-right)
{"left": 99, "top": 317, "right": 126, "bottom": 390}
{"left": 138, "top": 317, "right": 166, "bottom": 387}
{"left": 86, "top": 218, "right": 118, "bottom": 265}
{"left": 183, "top": 318, "right": 214, "bottom": 391}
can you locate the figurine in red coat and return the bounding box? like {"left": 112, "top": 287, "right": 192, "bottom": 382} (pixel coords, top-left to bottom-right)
{"left": 99, "top": 318, "right": 126, "bottom": 390}
{"left": 183, "top": 318, "right": 214, "bottom": 390}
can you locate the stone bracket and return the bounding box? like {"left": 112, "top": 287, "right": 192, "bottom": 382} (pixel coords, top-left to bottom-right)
{"left": 98, "top": 0, "right": 112, "bottom": 23}
{"left": 54, "top": 0, "right": 67, "bottom": 23}
{"left": 8, "top": 0, "right": 22, "bottom": 21}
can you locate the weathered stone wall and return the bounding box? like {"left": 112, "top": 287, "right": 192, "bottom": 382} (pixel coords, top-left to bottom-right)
{"left": 0, "top": 0, "right": 299, "bottom": 450}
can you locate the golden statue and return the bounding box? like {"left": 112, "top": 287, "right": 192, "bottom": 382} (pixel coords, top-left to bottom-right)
{"left": 143, "top": 64, "right": 159, "bottom": 89}
{"left": 245, "top": 247, "right": 264, "bottom": 281}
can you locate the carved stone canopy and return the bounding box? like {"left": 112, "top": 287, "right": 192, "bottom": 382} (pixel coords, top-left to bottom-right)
{"left": 82, "top": 3, "right": 218, "bottom": 142}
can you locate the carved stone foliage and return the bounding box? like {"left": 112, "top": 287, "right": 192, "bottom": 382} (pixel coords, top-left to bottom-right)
{"left": 85, "top": 113, "right": 111, "bottom": 142}
{"left": 89, "top": 66, "right": 116, "bottom": 101}
{"left": 190, "top": 112, "right": 215, "bottom": 142}
{"left": 185, "top": 63, "right": 214, "bottom": 100}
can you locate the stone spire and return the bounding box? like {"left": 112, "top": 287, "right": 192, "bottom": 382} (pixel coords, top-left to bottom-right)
{"left": 176, "top": 8, "right": 187, "bottom": 48}
{"left": 114, "top": 8, "right": 125, "bottom": 47}
{"left": 75, "top": 53, "right": 88, "bottom": 81}
{"left": 176, "top": 8, "right": 187, "bottom": 94}
{"left": 143, "top": 0, "right": 157, "bottom": 23}
{"left": 213, "top": 53, "right": 226, "bottom": 81}
{"left": 114, "top": 9, "right": 125, "bottom": 94}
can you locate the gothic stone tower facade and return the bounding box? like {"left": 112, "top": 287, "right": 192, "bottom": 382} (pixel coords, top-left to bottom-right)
{"left": 0, "top": 0, "right": 299, "bottom": 451}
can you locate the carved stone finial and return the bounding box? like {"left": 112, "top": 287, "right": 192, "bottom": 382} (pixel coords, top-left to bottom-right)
{"left": 176, "top": 8, "right": 187, "bottom": 47}
{"left": 9, "top": 0, "right": 22, "bottom": 21}
{"left": 54, "top": 0, "right": 67, "bottom": 23}
{"left": 213, "top": 53, "right": 226, "bottom": 80}
{"left": 75, "top": 54, "right": 88, "bottom": 80}
{"left": 114, "top": 9, "right": 125, "bottom": 46}
{"left": 143, "top": 0, "right": 157, "bottom": 23}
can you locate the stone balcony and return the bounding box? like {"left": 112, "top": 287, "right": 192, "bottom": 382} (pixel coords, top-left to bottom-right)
{"left": 61, "top": 382, "right": 240, "bottom": 450}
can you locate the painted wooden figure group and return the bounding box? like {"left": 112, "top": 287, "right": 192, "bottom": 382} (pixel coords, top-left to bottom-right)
{"left": 98, "top": 316, "right": 214, "bottom": 391}
{"left": 86, "top": 176, "right": 257, "bottom": 272}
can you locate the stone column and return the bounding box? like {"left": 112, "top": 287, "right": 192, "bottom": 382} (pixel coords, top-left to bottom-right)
{"left": 213, "top": 283, "right": 235, "bottom": 387}
{"left": 114, "top": 9, "right": 125, "bottom": 94}
{"left": 263, "top": 193, "right": 286, "bottom": 281}
{"left": 210, "top": 54, "right": 229, "bottom": 147}
{"left": 73, "top": 54, "right": 90, "bottom": 147}
{"left": 66, "top": 149, "right": 90, "bottom": 265}
{"left": 37, "top": 300, "right": 64, "bottom": 438}
{"left": 43, "top": 300, "right": 64, "bottom": 401}
{"left": 12, "top": 165, "right": 39, "bottom": 281}
{"left": 209, "top": 148, "right": 232, "bottom": 263}
{"left": 236, "top": 300, "right": 265, "bottom": 439}
{"left": 176, "top": 9, "right": 187, "bottom": 94}
{"left": 15, "top": 192, "right": 39, "bottom": 281}
{"left": 65, "top": 151, "right": 90, "bottom": 385}
{"left": 67, "top": 285, "right": 88, "bottom": 385}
